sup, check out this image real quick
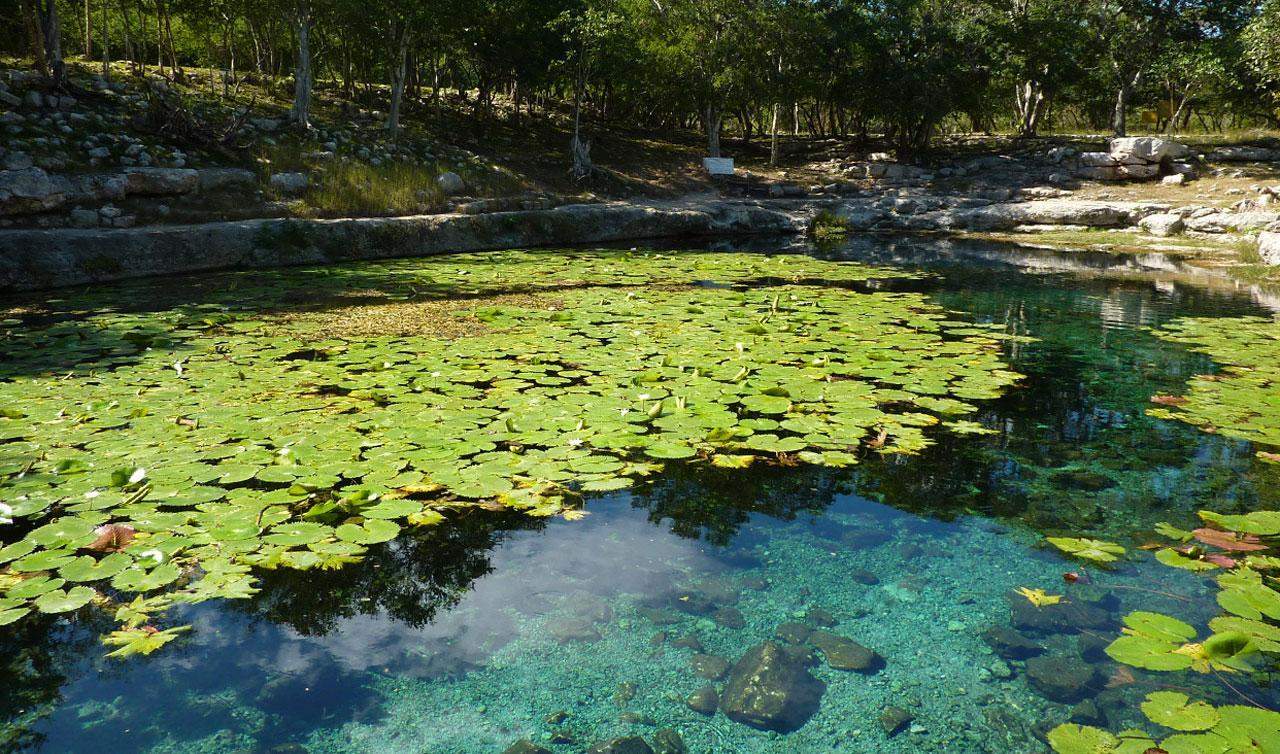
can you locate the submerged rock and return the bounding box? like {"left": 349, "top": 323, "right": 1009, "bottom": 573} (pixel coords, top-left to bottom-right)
{"left": 588, "top": 736, "right": 654, "bottom": 754}
{"left": 690, "top": 653, "right": 731, "bottom": 680}
{"left": 982, "top": 625, "right": 1045, "bottom": 660}
{"left": 774, "top": 621, "right": 812, "bottom": 645}
{"left": 548, "top": 617, "right": 601, "bottom": 644}
{"left": 652, "top": 728, "right": 687, "bottom": 754}
{"left": 686, "top": 685, "right": 719, "bottom": 715}
{"left": 806, "top": 608, "right": 837, "bottom": 627}
{"left": 720, "top": 641, "right": 825, "bottom": 732}
{"left": 503, "top": 741, "right": 552, "bottom": 754}
{"left": 1009, "top": 596, "right": 1112, "bottom": 635}
{"left": 809, "top": 630, "right": 884, "bottom": 673}
{"left": 1025, "top": 655, "right": 1100, "bottom": 703}
{"left": 849, "top": 568, "right": 880, "bottom": 585}
{"left": 713, "top": 606, "right": 746, "bottom": 629}
{"left": 879, "top": 706, "right": 914, "bottom": 737}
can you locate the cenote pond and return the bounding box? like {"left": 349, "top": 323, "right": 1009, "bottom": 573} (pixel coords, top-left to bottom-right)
{"left": 1, "top": 237, "right": 1278, "bottom": 754}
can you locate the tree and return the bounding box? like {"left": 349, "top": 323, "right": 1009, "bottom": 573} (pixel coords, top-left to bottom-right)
{"left": 555, "top": 2, "right": 626, "bottom": 179}
{"left": 289, "top": 0, "right": 315, "bottom": 128}
{"left": 33, "top": 0, "right": 65, "bottom": 85}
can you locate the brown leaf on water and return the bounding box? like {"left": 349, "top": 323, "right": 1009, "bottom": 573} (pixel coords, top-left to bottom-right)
{"left": 1257, "top": 451, "right": 1280, "bottom": 464}
{"left": 1204, "top": 553, "right": 1238, "bottom": 568}
{"left": 1192, "top": 528, "right": 1268, "bottom": 552}
{"left": 1105, "top": 666, "right": 1136, "bottom": 689}
{"left": 1150, "top": 394, "right": 1189, "bottom": 407}
{"left": 86, "top": 523, "right": 136, "bottom": 552}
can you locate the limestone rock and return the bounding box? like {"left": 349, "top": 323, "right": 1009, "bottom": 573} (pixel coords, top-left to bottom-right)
{"left": 690, "top": 653, "right": 731, "bottom": 680}
{"left": 720, "top": 642, "right": 825, "bottom": 732}
{"left": 124, "top": 167, "right": 199, "bottom": 196}
{"left": 1259, "top": 231, "right": 1280, "bottom": 266}
{"left": 1139, "top": 213, "right": 1185, "bottom": 237}
{"left": 269, "top": 171, "right": 310, "bottom": 196}
{"left": 652, "top": 729, "right": 686, "bottom": 754}
{"left": 199, "top": 167, "right": 258, "bottom": 192}
{"left": 809, "top": 630, "right": 884, "bottom": 673}
{"left": 0, "top": 167, "right": 71, "bottom": 215}
{"left": 1109, "top": 136, "right": 1190, "bottom": 163}
{"left": 438, "top": 171, "right": 465, "bottom": 196}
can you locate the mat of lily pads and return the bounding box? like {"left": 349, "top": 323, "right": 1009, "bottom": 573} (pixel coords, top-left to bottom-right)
{"left": 0, "top": 250, "right": 1027, "bottom": 645}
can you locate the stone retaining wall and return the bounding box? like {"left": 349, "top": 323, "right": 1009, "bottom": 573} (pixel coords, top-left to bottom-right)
{"left": 0, "top": 199, "right": 806, "bottom": 292}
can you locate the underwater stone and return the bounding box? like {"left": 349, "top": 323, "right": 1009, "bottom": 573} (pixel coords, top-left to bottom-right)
{"left": 652, "top": 729, "right": 687, "bottom": 754}
{"left": 671, "top": 635, "right": 705, "bottom": 652}
{"left": 1051, "top": 469, "right": 1116, "bottom": 491}
{"left": 879, "top": 706, "right": 915, "bottom": 737}
{"left": 503, "top": 741, "right": 552, "bottom": 754}
{"left": 686, "top": 685, "right": 719, "bottom": 715}
{"left": 713, "top": 607, "right": 746, "bottom": 629}
{"left": 637, "top": 607, "right": 683, "bottom": 625}
{"left": 1008, "top": 595, "right": 1112, "bottom": 635}
{"left": 1025, "top": 655, "right": 1100, "bottom": 703}
{"left": 721, "top": 641, "right": 826, "bottom": 732}
{"left": 898, "top": 543, "right": 924, "bottom": 559}
{"left": 849, "top": 569, "right": 880, "bottom": 585}
{"left": 806, "top": 608, "right": 837, "bottom": 627}
{"left": 587, "top": 736, "right": 654, "bottom": 754}
{"left": 982, "top": 625, "right": 1045, "bottom": 660}
{"left": 649, "top": 631, "right": 668, "bottom": 648}
{"left": 774, "top": 621, "right": 813, "bottom": 644}
{"left": 841, "top": 528, "right": 893, "bottom": 550}
{"left": 619, "top": 711, "right": 655, "bottom": 725}
{"left": 810, "top": 631, "right": 884, "bottom": 673}
{"left": 690, "top": 653, "right": 731, "bottom": 680}
{"left": 566, "top": 592, "right": 614, "bottom": 623}
{"left": 544, "top": 711, "right": 568, "bottom": 725}
{"left": 1070, "top": 699, "right": 1105, "bottom": 726}
{"left": 548, "top": 617, "right": 602, "bottom": 644}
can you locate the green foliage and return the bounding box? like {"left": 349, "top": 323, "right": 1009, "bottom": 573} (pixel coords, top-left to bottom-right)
{"left": 1048, "top": 698, "right": 1280, "bottom": 754}
{"left": 1046, "top": 536, "right": 1126, "bottom": 564}
{"left": 0, "top": 250, "right": 1025, "bottom": 645}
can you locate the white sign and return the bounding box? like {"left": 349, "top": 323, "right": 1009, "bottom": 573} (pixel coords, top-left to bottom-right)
{"left": 703, "top": 157, "right": 735, "bottom": 176}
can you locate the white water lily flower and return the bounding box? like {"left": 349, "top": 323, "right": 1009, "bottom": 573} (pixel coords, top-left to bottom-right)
{"left": 637, "top": 393, "right": 651, "bottom": 401}
{"left": 129, "top": 468, "right": 147, "bottom": 485}
{"left": 567, "top": 438, "right": 584, "bottom": 448}
{"left": 139, "top": 549, "right": 165, "bottom": 564}
{"left": 0, "top": 502, "right": 12, "bottom": 525}
{"left": 84, "top": 489, "right": 101, "bottom": 499}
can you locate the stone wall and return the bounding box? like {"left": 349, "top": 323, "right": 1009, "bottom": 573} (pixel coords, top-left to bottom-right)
{"left": 0, "top": 199, "right": 806, "bottom": 292}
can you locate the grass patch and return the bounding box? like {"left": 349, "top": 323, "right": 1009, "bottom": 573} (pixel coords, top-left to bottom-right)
{"left": 811, "top": 210, "right": 851, "bottom": 240}
{"left": 301, "top": 161, "right": 445, "bottom": 217}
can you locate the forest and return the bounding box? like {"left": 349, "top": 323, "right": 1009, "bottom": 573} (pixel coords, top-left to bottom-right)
{"left": 4, "top": 0, "right": 1280, "bottom": 157}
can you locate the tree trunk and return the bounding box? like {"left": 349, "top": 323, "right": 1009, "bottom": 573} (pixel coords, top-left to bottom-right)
{"left": 769, "top": 101, "right": 780, "bottom": 166}
{"left": 84, "top": 0, "right": 91, "bottom": 59}
{"left": 386, "top": 23, "right": 410, "bottom": 133}
{"left": 36, "top": 0, "right": 65, "bottom": 85}
{"left": 705, "top": 102, "right": 721, "bottom": 157}
{"left": 1112, "top": 72, "right": 1140, "bottom": 137}
{"left": 290, "top": 1, "right": 313, "bottom": 129}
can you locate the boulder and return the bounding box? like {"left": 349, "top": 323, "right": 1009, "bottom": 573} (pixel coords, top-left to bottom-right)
{"left": 0, "top": 167, "right": 71, "bottom": 215}
{"left": 124, "top": 167, "right": 198, "bottom": 196}
{"left": 438, "top": 171, "right": 465, "bottom": 196}
{"left": 269, "top": 171, "right": 310, "bottom": 196}
{"left": 1079, "top": 152, "right": 1119, "bottom": 168}
{"left": 69, "top": 208, "right": 99, "bottom": 228}
{"left": 689, "top": 653, "right": 731, "bottom": 680}
{"left": 1161, "top": 174, "right": 1187, "bottom": 186}
{"left": 1259, "top": 231, "right": 1280, "bottom": 266}
{"left": 1109, "top": 136, "right": 1189, "bottom": 164}
{"left": 652, "top": 729, "right": 686, "bottom": 754}
{"left": 720, "top": 642, "right": 825, "bottom": 732}
{"left": 1185, "top": 211, "right": 1280, "bottom": 234}
{"left": 879, "top": 706, "right": 914, "bottom": 737}
{"left": 71, "top": 174, "right": 128, "bottom": 203}
{"left": 199, "top": 167, "right": 258, "bottom": 192}
{"left": 588, "top": 737, "right": 654, "bottom": 754}
{"left": 809, "top": 630, "right": 884, "bottom": 673}
{"left": 1139, "top": 213, "right": 1185, "bottom": 237}
{"left": 686, "top": 686, "right": 718, "bottom": 715}
{"left": 1025, "top": 655, "right": 1100, "bottom": 703}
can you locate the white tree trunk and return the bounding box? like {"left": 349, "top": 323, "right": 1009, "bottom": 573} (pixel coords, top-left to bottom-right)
{"left": 386, "top": 26, "right": 410, "bottom": 133}
{"left": 290, "top": 2, "right": 313, "bottom": 129}
{"left": 705, "top": 103, "right": 722, "bottom": 158}
{"left": 769, "top": 101, "right": 780, "bottom": 166}
{"left": 37, "top": 0, "right": 66, "bottom": 85}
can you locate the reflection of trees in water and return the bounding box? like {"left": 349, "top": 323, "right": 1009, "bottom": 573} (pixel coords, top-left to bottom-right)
{"left": 0, "top": 614, "right": 110, "bottom": 752}
{"left": 626, "top": 464, "right": 847, "bottom": 547}
{"left": 239, "top": 509, "right": 546, "bottom": 636}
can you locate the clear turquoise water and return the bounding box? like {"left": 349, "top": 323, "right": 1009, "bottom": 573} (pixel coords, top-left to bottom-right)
{"left": 2, "top": 238, "right": 1278, "bottom": 754}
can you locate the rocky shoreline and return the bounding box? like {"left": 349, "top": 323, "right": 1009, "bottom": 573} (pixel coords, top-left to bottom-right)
{"left": 2, "top": 191, "right": 1279, "bottom": 292}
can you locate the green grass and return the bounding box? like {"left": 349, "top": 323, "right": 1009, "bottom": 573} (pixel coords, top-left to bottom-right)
{"left": 811, "top": 210, "right": 851, "bottom": 240}
{"left": 301, "top": 161, "right": 445, "bottom": 217}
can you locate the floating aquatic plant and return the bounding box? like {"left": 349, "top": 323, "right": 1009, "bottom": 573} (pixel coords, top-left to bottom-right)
{"left": 1048, "top": 694, "right": 1280, "bottom": 754}
{"left": 1046, "top": 536, "right": 1126, "bottom": 564}
{"left": 0, "top": 251, "right": 1027, "bottom": 647}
